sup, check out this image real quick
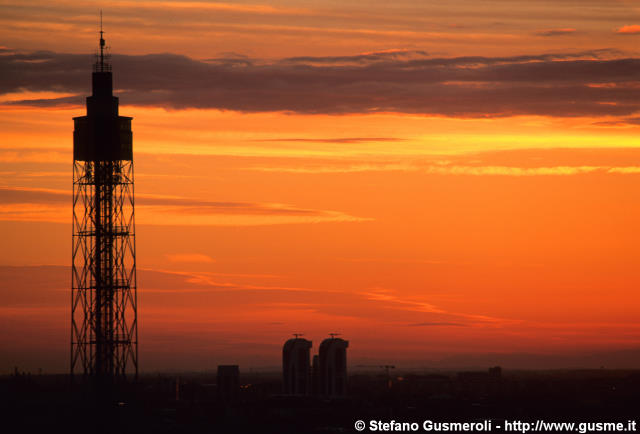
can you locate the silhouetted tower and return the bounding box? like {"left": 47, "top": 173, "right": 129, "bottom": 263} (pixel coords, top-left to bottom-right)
{"left": 71, "top": 17, "right": 137, "bottom": 383}
{"left": 282, "top": 334, "right": 312, "bottom": 395}
{"left": 318, "top": 334, "right": 349, "bottom": 397}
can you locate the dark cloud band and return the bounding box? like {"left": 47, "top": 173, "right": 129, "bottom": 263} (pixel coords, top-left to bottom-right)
{"left": 2, "top": 49, "right": 639, "bottom": 118}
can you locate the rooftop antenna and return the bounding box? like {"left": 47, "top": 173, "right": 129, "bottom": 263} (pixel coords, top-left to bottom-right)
{"left": 329, "top": 333, "right": 341, "bottom": 339}
{"left": 94, "top": 10, "right": 111, "bottom": 72}
{"left": 293, "top": 333, "right": 304, "bottom": 339}
{"left": 99, "top": 10, "right": 105, "bottom": 71}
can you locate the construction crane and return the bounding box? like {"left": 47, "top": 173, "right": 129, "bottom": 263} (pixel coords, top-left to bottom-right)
{"left": 355, "top": 364, "right": 396, "bottom": 389}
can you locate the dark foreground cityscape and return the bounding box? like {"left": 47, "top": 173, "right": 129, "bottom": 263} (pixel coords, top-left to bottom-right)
{"left": 3, "top": 364, "right": 640, "bottom": 433}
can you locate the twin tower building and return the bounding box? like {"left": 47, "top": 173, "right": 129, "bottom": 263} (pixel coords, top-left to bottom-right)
{"left": 282, "top": 335, "right": 349, "bottom": 397}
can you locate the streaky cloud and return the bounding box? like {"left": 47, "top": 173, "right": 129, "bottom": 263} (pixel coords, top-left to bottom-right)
{"left": 0, "top": 186, "right": 369, "bottom": 225}
{"left": 254, "top": 137, "right": 404, "bottom": 144}
{"left": 616, "top": 25, "right": 640, "bottom": 35}
{"left": 535, "top": 28, "right": 577, "bottom": 37}
{"left": 407, "top": 322, "right": 468, "bottom": 327}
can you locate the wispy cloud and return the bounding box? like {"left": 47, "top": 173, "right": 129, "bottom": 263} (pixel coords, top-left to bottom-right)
{"left": 165, "top": 253, "right": 215, "bottom": 263}
{"left": 361, "top": 288, "right": 445, "bottom": 314}
{"left": 591, "top": 116, "right": 640, "bottom": 127}
{"left": 280, "top": 49, "right": 430, "bottom": 65}
{"left": 0, "top": 148, "right": 67, "bottom": 164}
{"left": 408, "top": 322, "right": 467, "bottom": 327}
{"left": 254, "top": 137, "right": 404, "bottom": 144}
{"left": 535, "top": 28, "right": 577, "bottom": 37}
{"left": 616, "top": 25, "right": 640, "bottom": 35}
{"left": 123, "top": 1, "right": 311, "bottom": 15}
{"left": 244, "top": 163, "right": 640, "bottom": 176}
{"left": 0, "top": 187, "right": 369, "bottom": 225}
{"left": 359, "top": 288, "right": 515, "bottom": 327}
{"left": 425, "top": 165, "right": 603, "bottom": 176}
{"left": 245, "top": 163, "right": 418, "bottom": 174}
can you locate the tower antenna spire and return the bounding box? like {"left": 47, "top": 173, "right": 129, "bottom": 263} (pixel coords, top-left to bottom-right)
{"left": 99, "top": 10, "right": 105, "bottom": 71}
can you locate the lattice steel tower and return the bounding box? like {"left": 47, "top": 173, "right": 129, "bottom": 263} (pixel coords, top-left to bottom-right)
{"left": 71, "top": 21, "right": 138, "bottom": 382}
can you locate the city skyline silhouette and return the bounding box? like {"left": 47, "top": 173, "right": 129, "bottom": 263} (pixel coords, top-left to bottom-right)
{"left": 2, "top": 1, "right": 640, "bottom": 376}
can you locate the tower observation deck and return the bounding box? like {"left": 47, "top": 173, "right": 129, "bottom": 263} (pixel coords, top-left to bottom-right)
{"left": 71, "top": 22, "right": 138, "bottom": 383}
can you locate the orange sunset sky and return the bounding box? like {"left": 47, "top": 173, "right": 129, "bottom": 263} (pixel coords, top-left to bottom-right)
{"left": 2, "top": 0, "right": 640, "bottom": 373}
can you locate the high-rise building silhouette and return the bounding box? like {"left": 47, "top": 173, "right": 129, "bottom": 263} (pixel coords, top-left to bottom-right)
{"left": 311, "top": 354, "right": 319, "bottom": 395}
{"left": 318, "top": 336, "right": 348, "bottom": 397}
{"left": 282, "top": 336, "right": 312, "bottom": 395}
{"left": 217, "top": 365, "right": 240, "bottom": 402}
{"left": 71, "top": 20, "right": 138, "bottom": 382}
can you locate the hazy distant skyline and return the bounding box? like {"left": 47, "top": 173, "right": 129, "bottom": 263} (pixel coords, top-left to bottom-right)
{"left": 2, "top": 0, "right": 640, "bottom": 373}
